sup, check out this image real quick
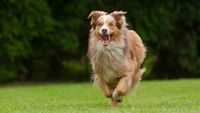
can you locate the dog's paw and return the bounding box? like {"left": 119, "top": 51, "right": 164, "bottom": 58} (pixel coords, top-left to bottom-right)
{"left": 111, "top": 97, "right": 122, "bottom": 107}
{"left": 112, "top": 90, "right": 123, "bottom": 103}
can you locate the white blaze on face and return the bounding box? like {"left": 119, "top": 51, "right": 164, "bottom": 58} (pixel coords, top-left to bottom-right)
{"left": 99, "top": 15, "right": 109, "bottom": 34}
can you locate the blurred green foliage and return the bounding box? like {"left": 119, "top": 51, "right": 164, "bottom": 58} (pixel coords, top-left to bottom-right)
{"left": 0, "top": 0, "right": 199, "bottom": 83}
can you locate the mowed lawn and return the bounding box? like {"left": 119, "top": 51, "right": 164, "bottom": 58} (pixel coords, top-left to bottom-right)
{"left": 0, "top": 79, "right": 200, "bottom": 113}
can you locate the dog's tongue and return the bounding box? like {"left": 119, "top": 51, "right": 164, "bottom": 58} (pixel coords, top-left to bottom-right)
{"left": 102, "top": 35, "right": 110, "bottom": 46}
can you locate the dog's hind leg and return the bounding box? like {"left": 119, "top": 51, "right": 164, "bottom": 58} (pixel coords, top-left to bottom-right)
{"left": 131, "top": 68, "right": 145, "bottom": 89}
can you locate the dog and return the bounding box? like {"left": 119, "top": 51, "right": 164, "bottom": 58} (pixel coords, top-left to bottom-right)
{"left": 87, "top": 11, "right": 146, "bottom": 107}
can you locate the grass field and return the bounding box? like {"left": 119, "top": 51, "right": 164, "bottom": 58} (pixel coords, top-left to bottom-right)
{"left": 0, "top": 79, "right": 200, "bottom": 113}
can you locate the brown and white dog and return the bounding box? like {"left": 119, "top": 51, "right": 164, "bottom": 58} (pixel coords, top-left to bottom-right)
{"left": 87, "top": 11, "right": 146, "bottom": 107}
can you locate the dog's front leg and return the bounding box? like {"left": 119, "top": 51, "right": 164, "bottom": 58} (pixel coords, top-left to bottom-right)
{"left": 116, "top": 76, "right": 131, "bottom": 96}
{"left": 112, "top": 76, "right": 132, "bottom": 106}
{"left": 97, "top": 78, "right": 112, "bottom": 98}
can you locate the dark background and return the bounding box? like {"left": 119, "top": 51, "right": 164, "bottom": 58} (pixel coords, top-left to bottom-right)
{"left": 0, "top": 0, "right": 199, "bottom": 83}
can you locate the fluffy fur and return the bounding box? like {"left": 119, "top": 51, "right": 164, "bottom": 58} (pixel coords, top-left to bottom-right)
{"left": 87, "top": 11, "right": 146, "bottom": 107}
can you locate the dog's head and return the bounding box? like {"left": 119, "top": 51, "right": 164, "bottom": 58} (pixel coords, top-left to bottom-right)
{"left": 88, "top": 11, "right": 127, "bottom": 46}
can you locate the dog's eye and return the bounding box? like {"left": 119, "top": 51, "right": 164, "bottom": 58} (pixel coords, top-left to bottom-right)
{"left": 109, "top": 23, "right": 114, "bottom": 26}
{"left": 97, "top": 22, "right": 103, "bottom": 26}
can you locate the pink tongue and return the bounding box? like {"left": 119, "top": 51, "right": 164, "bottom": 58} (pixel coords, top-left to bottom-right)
{"left": 102, "top": 35, "right": 110, "bottom": 46}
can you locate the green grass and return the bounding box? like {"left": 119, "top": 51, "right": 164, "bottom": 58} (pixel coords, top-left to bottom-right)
{"left": 0, "top": 79, "right": 200, "bottom": 113}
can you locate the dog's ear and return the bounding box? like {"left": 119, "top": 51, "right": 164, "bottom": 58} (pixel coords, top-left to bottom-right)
{"left": 110, "top": 11, "right": 127, "bottom": 29}
{"left": 88, "top": 11, "right": 107, "bottom": 29}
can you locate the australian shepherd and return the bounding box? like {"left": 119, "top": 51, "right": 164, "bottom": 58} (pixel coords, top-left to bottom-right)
{"left": 87, "top": 11, "right": 146, "bottom": 107}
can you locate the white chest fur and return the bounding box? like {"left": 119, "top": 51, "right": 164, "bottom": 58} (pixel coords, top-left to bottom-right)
{"left": 91, "top": 40, "right": 127, "bottom": 83}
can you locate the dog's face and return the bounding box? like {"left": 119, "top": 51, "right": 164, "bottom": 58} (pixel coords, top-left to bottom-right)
{"left": 88, "top": 11, "right": 127, "bottom": 46}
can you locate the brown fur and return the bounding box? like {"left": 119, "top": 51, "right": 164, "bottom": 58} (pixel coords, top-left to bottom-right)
{"left": 87, "top": 10, "right": 146, "bottom": 107}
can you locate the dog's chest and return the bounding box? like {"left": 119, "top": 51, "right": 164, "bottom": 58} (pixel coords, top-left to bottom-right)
{"left": 91, "top": 42, "right": 126, "bottom": 83}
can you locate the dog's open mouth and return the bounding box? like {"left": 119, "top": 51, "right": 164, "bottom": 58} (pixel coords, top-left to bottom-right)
{"left": 102, "top": 35, "right": 111, "bottom": 46}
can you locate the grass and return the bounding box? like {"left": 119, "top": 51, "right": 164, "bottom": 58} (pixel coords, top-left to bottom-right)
{"left": 0, "top": 79, "right": 200, "bottom": 113}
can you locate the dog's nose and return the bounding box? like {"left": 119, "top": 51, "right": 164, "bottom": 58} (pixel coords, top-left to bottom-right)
{"left": 102, "top": 29, "right": 107, "bottom": 34}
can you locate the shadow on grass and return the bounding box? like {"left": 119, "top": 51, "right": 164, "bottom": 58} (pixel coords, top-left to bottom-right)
{"left": 66, "top": 101, "right": 134, "bottom": 109}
